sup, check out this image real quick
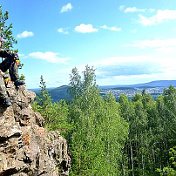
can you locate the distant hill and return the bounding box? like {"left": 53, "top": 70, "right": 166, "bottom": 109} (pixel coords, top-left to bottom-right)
{"left": 30, "top": 85, "right": 72, "bottom": 102}
{"left": 31, "top": 80, "right": 176, "bottom": 102}
{"left": 49, "top": 85, "right": 72, "bottom": 102}
{"left": 132, "top": 80, "right": 176, "bottom": 88}
{"left": 100, "top": 80, "right": 176, "bottom": 89}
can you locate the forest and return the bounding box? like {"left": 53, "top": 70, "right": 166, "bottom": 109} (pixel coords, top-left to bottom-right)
{"left": 33, "top": 66, "right": 176, "bottom": 176}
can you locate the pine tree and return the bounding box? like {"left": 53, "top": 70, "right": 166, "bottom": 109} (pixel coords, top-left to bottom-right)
{"left": 0, "top": 6, "right": 17, "bottom": 50}
{"left": 32, "top": 76, "right": 71, "bottom": 135}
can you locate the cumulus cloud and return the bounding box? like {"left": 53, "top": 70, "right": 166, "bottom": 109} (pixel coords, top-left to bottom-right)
{"left": 74, "top": 24, "right": 98, "bottom": 33}
{"left": 28, "top": 51, "right": 68, "bottom": 63}
{"left": 74, "top": 24, "right": 121, "bottom": 33}
{"left": 139, "top": 9, "right": 176, "bottom": 26}
{"left": 100, "top": 25, "right": 122, "bottom": 32}
{"left": 17, "top": 31, "right": 34, "bottom": 38}
{"left": 57, "top": 28, "right": 69, "bottom": 34}
{"left": 60, "top": 3, "right": 73, "bottom": 13}
{"left": 121, "top": 6, "right": 145, "bottom": 13}
{"left": 119, "top": 5, "right": 155, "bottom": 13}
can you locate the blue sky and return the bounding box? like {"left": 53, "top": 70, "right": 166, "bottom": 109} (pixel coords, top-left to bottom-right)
{"left": 1, "top": 0, "right": 176, "bottom": 88}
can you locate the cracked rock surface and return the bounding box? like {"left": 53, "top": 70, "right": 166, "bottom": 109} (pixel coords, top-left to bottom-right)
{"left": 0, "top": 83, "right": 71, "bottom": 176}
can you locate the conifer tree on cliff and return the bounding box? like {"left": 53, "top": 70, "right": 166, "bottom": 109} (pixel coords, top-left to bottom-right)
{"left": 0, "top": 6, "right": 17, "bottom": 49}
{"left": 32, "top": 75, "right": 71, "bottom": 135}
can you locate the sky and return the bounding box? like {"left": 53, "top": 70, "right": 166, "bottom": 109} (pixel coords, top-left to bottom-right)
{"left": 1, "top": 0, "right": 176, "bottom": 89}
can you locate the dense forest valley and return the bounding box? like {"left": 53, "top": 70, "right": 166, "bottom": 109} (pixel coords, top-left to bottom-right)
{"left": 33, "top": 66, "right": 176, "bottom": 176}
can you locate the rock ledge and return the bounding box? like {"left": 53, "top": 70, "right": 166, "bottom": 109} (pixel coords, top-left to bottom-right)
{"left": 0, "top": 83, "right": 71, "bottom": 176}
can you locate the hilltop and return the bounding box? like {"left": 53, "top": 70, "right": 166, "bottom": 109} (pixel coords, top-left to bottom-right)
{"left": 31, "top": 80, "right": 176, "bottom": 102}
{"left": 100, "top": 80, "right": 176, "bottom": 89}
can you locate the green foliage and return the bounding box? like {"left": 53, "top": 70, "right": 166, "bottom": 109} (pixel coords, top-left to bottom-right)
{"left": 38, "top": 75, "right": 52, "bottom": 108}
{"left": 157, "top": 146, "right": 176, "bottom": 176}
{"left": 32, "top": 75, "right": 71, "bottom": 136}
{"left": 0, "top": 5, "right": 24, "bottom": 75}
{"left": 32, "top": 71, "right": 176, "bottom": 176}
{"left": 19, "top": 74, "right": 25, "bottom": 81}
{"left": 119, "top": 86, "right": 176, "bottom": 176}
{"left": 68, "top": 67, "right": 82, "bottom": 98}
{"left": 68, "top": 66, "right": 128, "bottom": 175}
{"left": 0, "top": 6, "right": 17, "bottom": 49}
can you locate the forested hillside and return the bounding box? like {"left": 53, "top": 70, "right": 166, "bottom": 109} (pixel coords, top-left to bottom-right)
{"left": 33, "top": 66, "right": 176, "bottom": 176}
{"left": 31, "top": 80, "right": 176, "bottom": 102}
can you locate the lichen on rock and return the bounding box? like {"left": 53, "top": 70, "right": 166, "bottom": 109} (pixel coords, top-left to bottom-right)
{"left": 0, "top": 83, "right": 71, "bottom": 176}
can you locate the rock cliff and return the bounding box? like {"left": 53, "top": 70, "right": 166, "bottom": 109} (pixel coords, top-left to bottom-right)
{"left": 0, "top": 83, "right": 71, "bottom": 176}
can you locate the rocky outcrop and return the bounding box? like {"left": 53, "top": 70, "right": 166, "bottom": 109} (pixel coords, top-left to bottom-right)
{"left": 0, "top": 83, "right": 71, "bottom": 176}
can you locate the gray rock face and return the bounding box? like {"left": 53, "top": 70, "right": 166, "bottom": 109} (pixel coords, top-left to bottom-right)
{"left": 0, "top": 83, "right": 71, "bottom": 176}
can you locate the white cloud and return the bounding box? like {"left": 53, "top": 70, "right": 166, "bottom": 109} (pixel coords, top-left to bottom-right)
{"left": 139, "top": 9, "right": 176, "bottom": 26}
{"left": 28, "top": 51, "right": 68, "bottom": 63}
{"left": 100, "top": 25, "right": 121, "bottom": 32}
{"left": 74, "top": 24, "right": 121, "bottom": 33}
{"left": 60, "top": 3, "right": 73, "bottom": 13}
{"left": 57, "top": 28, "right": 69, "bottom": 34}
{"left": 74, "top": 24, "right": 98, "bottom": 33}
{"left": 124, "top": 7, "right": 146, "bottom": 13}
{"left": 93, "top": 55, "right": 157, "bottom": 67}
{"left": 93, "top": 54, "right": 176, "bottom": 85}
{"left": 17, "top": 31, "right": 34, "bottom": 38}
{"left": 119, "top": 5, "right": 155, "bottom": 13}
{"left": 129, "top": 38, "right": 176, "bottom": 49}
